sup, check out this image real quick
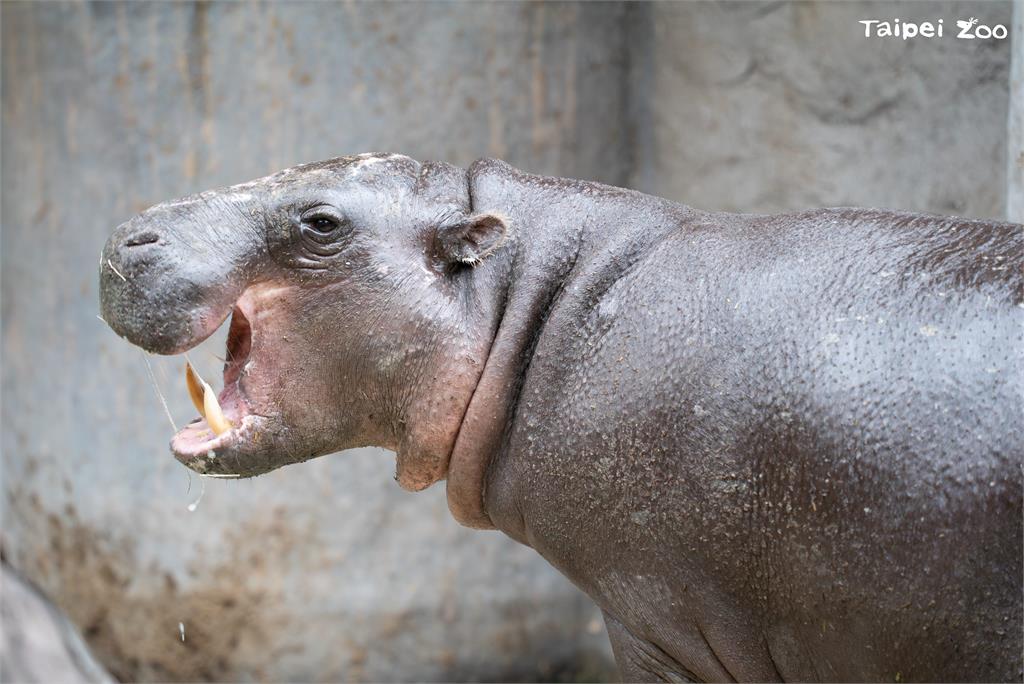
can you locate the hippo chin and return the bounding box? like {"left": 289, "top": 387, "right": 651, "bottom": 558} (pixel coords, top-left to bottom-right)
{"left": 100, "top": 153, "right": 1023, "bottom": 682}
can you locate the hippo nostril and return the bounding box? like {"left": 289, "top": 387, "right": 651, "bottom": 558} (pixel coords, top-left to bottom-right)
{"left": 124, "top": 231, "right": 160, "bottom": 248}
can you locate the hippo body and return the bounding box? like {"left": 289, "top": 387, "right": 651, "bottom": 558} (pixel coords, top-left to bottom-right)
{"left": 100, "top": 155, "right": 1023, "bottom": 682}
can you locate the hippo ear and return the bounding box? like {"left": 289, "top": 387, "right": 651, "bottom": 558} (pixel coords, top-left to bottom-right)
{"left": 436, "top": 212, "right": 508, "bottom": 267}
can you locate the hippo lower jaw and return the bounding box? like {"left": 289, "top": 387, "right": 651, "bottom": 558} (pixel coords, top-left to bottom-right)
{"left": 171, "top": 414, "right": 275, "bottom": 477}
{"left": 166, "top": 290, "right": 293, "bottom": 478}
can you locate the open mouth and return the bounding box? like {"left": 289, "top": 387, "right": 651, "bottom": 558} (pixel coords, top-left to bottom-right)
{"left": 170, "top": 304, "right": 265, "bottom": 474}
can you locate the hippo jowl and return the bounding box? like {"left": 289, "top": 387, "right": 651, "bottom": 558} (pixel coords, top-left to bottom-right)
{"left": 99, "top": 153, "right": 1023, "bottom": 682}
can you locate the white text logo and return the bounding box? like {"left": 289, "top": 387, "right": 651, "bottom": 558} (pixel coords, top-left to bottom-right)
{"left": 860, "top": 17, "right": 1008, "bottom": 40}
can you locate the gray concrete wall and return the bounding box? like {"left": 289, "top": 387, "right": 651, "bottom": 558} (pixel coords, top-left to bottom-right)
{"left": 1, "top": 1, "right": 1016, "bottom": 683}
{"left": 631, "top": 1, "right": 1013, "bottom": 219}
{"left": 1009, "top": 0, "right": 1023, "bottom": 222}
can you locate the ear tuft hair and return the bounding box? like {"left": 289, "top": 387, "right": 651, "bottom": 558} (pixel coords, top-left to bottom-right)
{"left": 436, "top": 212, "right": 509, "bottom": 268}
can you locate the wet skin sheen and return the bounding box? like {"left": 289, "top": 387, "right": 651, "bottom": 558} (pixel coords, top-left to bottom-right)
{"left": 100, "top": 154, "right": 1023, "bottom": 683}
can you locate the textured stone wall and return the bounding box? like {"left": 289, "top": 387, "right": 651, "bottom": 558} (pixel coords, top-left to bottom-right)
{"left": 1008, "top": 0, "right": 1023, "bottom": 222}
{"left": 1, "top": 1, "right": 1016, "bottom": 682}
{"left": 631, "top": 1, "right": 1013, "bottom": 219}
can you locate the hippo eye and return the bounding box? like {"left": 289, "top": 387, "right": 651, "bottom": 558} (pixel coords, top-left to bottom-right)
{"left": 306, "top": 216, "right": 337, "bottom": 233}
{"left": 299, "top": 206, "right": 347, "bottom": 236}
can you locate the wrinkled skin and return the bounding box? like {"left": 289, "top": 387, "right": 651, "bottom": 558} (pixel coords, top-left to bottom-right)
{"left": 100, "top": 154, "right": 1023, "bottom": 682}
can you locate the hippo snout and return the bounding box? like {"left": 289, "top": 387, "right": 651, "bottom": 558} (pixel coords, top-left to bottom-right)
{"left": 100, "top": 219, "right": 202, "bottom": 355}
{"left": 99, "top": 194, "right": 265, "bottom": 355}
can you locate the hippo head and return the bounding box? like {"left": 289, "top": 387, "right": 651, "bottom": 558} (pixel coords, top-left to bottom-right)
{"left": 99, "top": 153, "right": 509, "bottom": 491}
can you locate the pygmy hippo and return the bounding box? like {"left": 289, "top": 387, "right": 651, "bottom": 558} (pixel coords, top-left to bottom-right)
{"left": 99, "top": 153, "right": 1023, "bottom": 682}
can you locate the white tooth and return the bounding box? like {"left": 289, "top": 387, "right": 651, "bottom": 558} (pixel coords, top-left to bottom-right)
{"left": 185, "top": 362, "right": 206, "bottom": 417}
{"left": 184, "top": 362, "right": 232, "bottom": 435}
{"left": 202, "top": 379, "right": 232, "bottom": 436}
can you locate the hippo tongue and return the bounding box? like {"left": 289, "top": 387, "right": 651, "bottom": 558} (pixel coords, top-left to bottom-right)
{"left": 184, "top": 362, "right": 232, "bottom": 435}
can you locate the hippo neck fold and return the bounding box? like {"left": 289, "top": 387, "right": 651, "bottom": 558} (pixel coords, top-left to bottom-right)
{"left": 444, "top": 159, "right": 691, "bottom": 529}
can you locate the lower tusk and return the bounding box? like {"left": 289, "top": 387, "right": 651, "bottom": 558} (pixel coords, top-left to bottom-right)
{"left": 185, "top": 362, "right": 206, "bottom": 416}
{"left": 185, "top": 362, "right": 233, "bottom": 435}
{"left": 203, "top": 384, "right": 232, "bottom": 435}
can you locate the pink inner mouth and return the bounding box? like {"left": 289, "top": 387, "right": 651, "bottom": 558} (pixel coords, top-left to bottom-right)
{"left": 171, "top": 305, "right": 254, "bottom": 457}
